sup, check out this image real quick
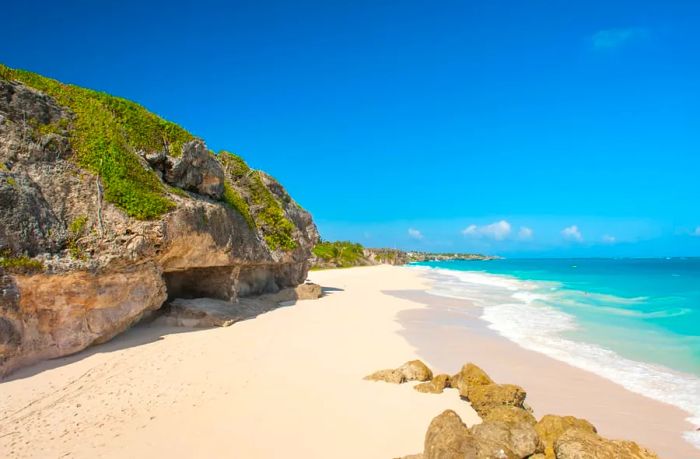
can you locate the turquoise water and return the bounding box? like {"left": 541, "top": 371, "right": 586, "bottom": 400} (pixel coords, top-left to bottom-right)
{"left": 416, "top": 258, "right": 700, "bottom": 375}
{"left": 411, "top": 258, "right": 700, "bottom": 446}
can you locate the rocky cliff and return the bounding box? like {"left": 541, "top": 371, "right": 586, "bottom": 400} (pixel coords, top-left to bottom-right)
{"left": 0, "top": 64, "right": 319, "bottom": 376}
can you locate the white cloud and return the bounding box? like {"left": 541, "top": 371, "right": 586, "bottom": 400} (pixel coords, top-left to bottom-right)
{"left": 518, "top": 227, "right": 533, "bottom": 240}
{"left": 462, "top": 224, "right": 478, "bottom": 236}
{"left": 462, "top": 220, "right": 511, "bottom": 241}
{"left": 602, "top": 234, "right": 616, "bottom": 244}
{"left": 590, "top": 27, "right": 649, "bottom": 50}
{"left": 562, "top": 225, "right": 583, "bottom": 242}
{"left": 408, "top": 228, "right": 423, "bottom": 240}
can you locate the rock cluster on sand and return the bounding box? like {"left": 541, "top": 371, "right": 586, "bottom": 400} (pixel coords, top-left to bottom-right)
{"left": 369, "top": 361, "right": 659, "bottom": 459}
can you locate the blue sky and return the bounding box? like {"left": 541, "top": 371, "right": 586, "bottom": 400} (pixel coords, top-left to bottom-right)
{"left": 2, "top": 0, "right": 699, "bottom": 256}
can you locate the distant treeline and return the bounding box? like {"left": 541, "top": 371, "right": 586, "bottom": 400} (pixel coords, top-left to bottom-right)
{"left": 311, "top": 241, "right": 496, "bottom": 269}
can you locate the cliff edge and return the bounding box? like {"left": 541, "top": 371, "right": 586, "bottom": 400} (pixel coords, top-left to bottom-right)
{"left": 0, "top": 64, "right": 319, "bottom": 376}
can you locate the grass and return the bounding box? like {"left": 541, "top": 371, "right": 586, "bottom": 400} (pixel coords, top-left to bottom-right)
{"left": 219, "top": 151, "right": 297, "bottom": 251}
{"left": 0, "top": 250, "right": 44, "bottom": 274}
{"left": 312, "top": 241, "right": 365, "bottom": 267}
{"left": 67, "top": 215, "right": 88, "bottom": 260}
{"left": 222, "top": 182, "right": 255, "bottom": 229}
{"left": 0, "top": 63, "right": 195, "bottom": 220}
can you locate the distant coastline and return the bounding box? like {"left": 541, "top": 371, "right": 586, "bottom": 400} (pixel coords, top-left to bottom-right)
{"left": 310, "top": 240, "right": 498, "bottom": 269}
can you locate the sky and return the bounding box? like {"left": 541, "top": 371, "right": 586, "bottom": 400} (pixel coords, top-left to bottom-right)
{"left": 2, "top": 0, "right": 699, "bottom": 256}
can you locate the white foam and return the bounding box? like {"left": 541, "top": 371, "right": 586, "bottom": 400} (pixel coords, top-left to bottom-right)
{"left": 411, "top": 265, "right": 700, "bottom": 450}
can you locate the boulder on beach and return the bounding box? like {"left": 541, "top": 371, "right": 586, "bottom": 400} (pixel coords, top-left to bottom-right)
{"left": 364, "top": 369, "right": 406, "bottom": 384}
{"left": 534, "top": 414, "right": 597, "bottom": 458}
{"left": 471, "top": 414, "right": 543, "bottom": 458}
{"left": 450, "top": 363, "right": 494, "bottom": 394}
{"left": 554, "top": 428, "right": 659, "bottom": 459}
{"left": 414, "top": 374, "right": 451, "bottom": 394}
{"left": 364, "top": 360, "right": 433, "bottom": 384}
{"left": 483, "top": 406, "right": 537, "bottom": 426}
{"left": 399, "top": 360, "right": 434, "bottom": 382}
{"left": 423, "top": 410, "right": 477, "bottom": 459}
{"left": 463, "top": 383, "right": 527, "bottom": 417}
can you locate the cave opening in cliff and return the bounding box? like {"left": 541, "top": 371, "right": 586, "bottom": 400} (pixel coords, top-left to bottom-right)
{"left": 163, "top": 266, "right": 235, "bottom": 301}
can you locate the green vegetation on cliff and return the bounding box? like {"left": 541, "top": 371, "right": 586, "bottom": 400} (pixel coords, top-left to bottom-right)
{"left": 0, "top": 64, "right": 300, "bottom": 251}
{"left": 219, "top": 151, "right": 296, "bottom": 251}
{"left": 0, "top": 250, "right": 44, "bottom": 274}
{"left": 312, "top": 241, "right": 365, "bottom": 267}
{"left": 0, "top": 64, "right": 194, "bottom": 219}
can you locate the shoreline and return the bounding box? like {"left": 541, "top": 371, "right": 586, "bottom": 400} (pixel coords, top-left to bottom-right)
{"left": 0, "top": 265, "right": 695, "bottom": 458}
{"left": 393, "top": 267, "right": 699, "bottom": 458}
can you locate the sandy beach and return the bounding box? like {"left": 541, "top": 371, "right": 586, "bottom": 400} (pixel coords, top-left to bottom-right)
{"left": 1, "top": 265, "right": 696, "bottom": 458}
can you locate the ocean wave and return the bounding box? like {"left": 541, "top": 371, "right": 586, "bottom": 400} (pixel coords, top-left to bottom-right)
{"left": 411, "top": 265, "right": 700, "bottom": 450}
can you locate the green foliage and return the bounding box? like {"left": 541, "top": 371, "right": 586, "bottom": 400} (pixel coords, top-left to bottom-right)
{"left": 0, "top": 63, "right": 197, "bottom": 220}
{"left": 222, "top": 182, "right": 255, "bottom": 229}
{"left": 69, "top": 215, "right": 88, "bottom": 235}
{"left": 6, "top": 177, "right": 16, "bottom": 187}
{"left": 313, "top": 241, "right": 365, "bottom": 267}
{"left": 0, "top": 250, "right": 44, "bottom": 274}
{"left": 219, "top": 151, "right": 297, "bottom": 251}
{"left": 36, "top": 118, "right": 69, "bottom": 136}
{"left": 67, "top": 215, "right": 88, "bottom": 260}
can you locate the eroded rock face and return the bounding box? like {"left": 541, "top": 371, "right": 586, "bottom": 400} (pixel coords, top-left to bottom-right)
{"left": 1, "top": 263, "right": 166, "bottom": 373}
{"left": 0, "top": 77, "right": 319, "bottom": 376}
{"left": 163, "top": 140, "right": 224, "bottom": 199}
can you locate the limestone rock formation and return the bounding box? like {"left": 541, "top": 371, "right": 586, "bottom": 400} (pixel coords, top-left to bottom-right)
{"left": 423, "top": 410, "right": 477, "bottom": 459}
{"left": 534, "top": 414, "right": 598, "bottom": 458}
{"left": 415, "top": 374, "right": 451, "bottom": 394}
{"left": 365, "top": 360, "right": 433, "bottom": 384}
{"left": 450, "top": 363, "right": 494, "bottom": 394}
{"left": 395, "top": 363, "right": 659, "bottom": 459}
{"left": 399, "top": 360, "right": 434, "bottom": 382}
{"left": 463, "top": 384, "right": 527, "bottom": 417}
{"left": 471, "top": 408, "right": 543, "bottom": 458}
{"left": 157, "top": 283, "right": 323, "bottom": 328}
{"left": 364, "top": 368, "right": 406, "bottom": 384}
{"left": 554, "top": 429, "right": 659, "bottom": 459}
{"left": 0, "top": 65, "right": 319, "bottom": 376}
{"left": 154, "top": 139, "right": 225, "bottom": 199}
{"left": 483, "top": 406, "right": 537, "bottom": 426}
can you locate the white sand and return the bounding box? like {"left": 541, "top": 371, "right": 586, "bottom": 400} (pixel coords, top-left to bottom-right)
{"left": 1, "top": 265, "right": 695, "bottom": 458}
{"left": 0, "top": 266, "right": 478, "bottom": 459}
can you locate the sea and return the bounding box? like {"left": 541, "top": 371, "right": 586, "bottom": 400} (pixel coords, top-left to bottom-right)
{"left": 411, "top": 258, "right": 700, "bottom": 448}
